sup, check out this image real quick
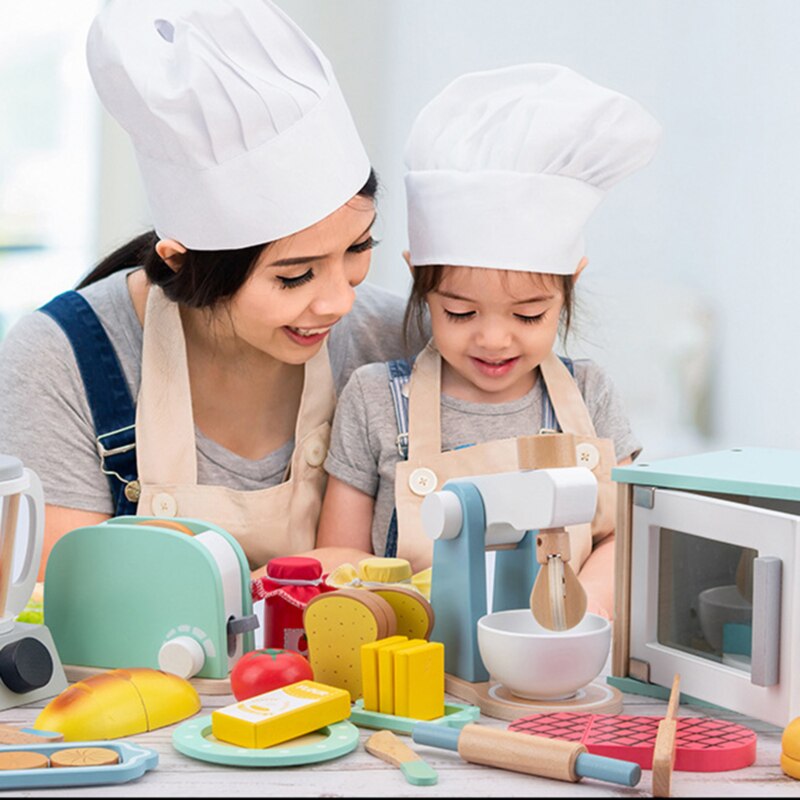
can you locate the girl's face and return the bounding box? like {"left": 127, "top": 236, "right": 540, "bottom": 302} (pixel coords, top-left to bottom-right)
{"left": 427, "top": 266, "right": 565, "bottom": 403}
{"left": 219, "top": 195, "right": 376, "bottom": 365}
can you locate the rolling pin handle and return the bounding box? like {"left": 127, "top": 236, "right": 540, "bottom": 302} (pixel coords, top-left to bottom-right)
{"left": 575, "top": 752, "right": 641, "bottom": 787}
{"left": 412, "top": 722, "right": 460, "bottom": 751}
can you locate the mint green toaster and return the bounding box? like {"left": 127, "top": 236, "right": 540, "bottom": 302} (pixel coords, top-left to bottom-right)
{"left": 43, "top": 517, "right": 256, "bottom": 680}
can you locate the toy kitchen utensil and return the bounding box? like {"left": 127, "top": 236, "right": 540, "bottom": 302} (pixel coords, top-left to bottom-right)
{"left": 508, "top": 710, "right": 756, "bottom": 772}
{"left": 420, "top": 467, "right": 597, "bottom": 685}
{"left": 365, "top": 729, "right": 438, "bottom": 786}
{"left": 529, "top": 526, "right": 587, "bottom": 631}
{"left": 43, "top": 516, "right": 257, "bottom": 687}
{"left": 0, "top": 455, "right": 67, "bottom": 711}
{"left": 412, "top": 722, "right": 641, "bottom": 788}
{"left": 652, "top": 674, "right": 680, "bottom": 797}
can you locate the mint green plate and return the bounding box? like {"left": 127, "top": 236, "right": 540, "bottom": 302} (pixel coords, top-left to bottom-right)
{"left": 172, "top": 716, "right": 358, "bottom": 767}
{"left": 350, "top": 700, "right": 479, "bottom": 734}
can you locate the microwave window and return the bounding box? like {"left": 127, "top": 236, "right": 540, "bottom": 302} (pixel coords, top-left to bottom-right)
{"left": 657, "top": 528, "right": 757, "bottom": 673}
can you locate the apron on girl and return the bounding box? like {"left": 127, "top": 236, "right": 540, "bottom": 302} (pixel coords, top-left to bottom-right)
{"left": 135, "top": 286, "right": 335, "bottom": 570}
{"left": 393, "top": 342, "right": 617, "bottom": 571}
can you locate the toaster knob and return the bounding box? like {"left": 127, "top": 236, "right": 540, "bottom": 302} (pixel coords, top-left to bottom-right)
{"left": 159, "top": 636, "right": 206, "bottom": 679}
{"left": 0, "top": 637, "right": 53, "bottom": 693}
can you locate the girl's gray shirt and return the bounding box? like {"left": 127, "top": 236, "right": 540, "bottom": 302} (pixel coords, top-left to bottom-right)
{"left": 325, "top": 359, "right": 641, "bottom": 558}
{"left": 0, "top": 269, "right": 424, "bottom": 513}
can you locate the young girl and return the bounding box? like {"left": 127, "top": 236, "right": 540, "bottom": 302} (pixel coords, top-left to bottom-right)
{"left": 317, "top": 63, "right": 662, "bottom": 616}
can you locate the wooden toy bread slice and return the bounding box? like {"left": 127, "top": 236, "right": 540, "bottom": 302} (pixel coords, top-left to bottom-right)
{"left": 0, "top": 751, "right": 49, "bottom": 770}
{"left": 303, "top": 589, "right": 396, "bottom": 701}
{"left": 371, "top": 586, "right": 434, "bottom": 640}
{"left": 50, "top": 747, "right": 120, "bottom": 768}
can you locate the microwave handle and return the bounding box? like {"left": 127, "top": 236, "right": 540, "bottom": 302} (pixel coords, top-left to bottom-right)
{"left": 751, "top": 555, "right": 781, "bottom": 687}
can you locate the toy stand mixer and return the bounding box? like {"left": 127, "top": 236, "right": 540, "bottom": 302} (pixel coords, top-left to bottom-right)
{"left": 0, "top": 455, "right": 67, "bottom": 710}
{"left": 420, "top": 466, "right": 623, "bottom": 719}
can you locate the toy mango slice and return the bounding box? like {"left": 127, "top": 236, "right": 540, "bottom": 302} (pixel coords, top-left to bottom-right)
{"left": 35, "top": 668, "right": 200, "bottom": 741}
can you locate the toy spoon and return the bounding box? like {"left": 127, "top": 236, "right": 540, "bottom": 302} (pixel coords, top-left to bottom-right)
{"left": 529, "top": 527, "right": 587, "bottom": 631}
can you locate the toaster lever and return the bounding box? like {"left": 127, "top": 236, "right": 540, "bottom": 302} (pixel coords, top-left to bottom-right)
{"left": 227, "top": 614, "right": 260, "bottom": 636}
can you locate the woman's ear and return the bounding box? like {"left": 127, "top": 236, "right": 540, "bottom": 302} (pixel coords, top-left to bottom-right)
{"left": 155, "top": 239, "right": 188, "bottom": 272}
{"left": 572, "top": 256, "right": 588, "bottom": 284}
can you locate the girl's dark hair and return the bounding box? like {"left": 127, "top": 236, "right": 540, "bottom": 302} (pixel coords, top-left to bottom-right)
{"left": 404, "top": 264, "right": 575, "bottom": 348}
{"left": 77, "top": 169, "right": 379, "bottom": 308}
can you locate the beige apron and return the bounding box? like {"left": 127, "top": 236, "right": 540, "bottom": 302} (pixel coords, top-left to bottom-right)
{"left": 394, "top": 342, "right": 617, "bottom": 570}
{"left": 134, "top": 287, "right": 335, "bottom": 570}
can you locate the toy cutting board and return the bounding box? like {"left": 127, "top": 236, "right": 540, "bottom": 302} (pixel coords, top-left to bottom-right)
{"left": 508, "top": 712, "right": 756, "bottom": 772}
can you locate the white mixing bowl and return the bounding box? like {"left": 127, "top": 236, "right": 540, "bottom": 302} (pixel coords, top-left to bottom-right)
{"left": 477, "top": 609, "right": 611, "bottom": 700}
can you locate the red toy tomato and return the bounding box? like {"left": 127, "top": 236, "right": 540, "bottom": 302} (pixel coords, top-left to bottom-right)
{"left": 230, "top": 648, "right": 314, "bottom": 701}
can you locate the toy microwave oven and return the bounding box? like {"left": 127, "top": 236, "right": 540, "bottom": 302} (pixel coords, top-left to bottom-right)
{"left": 612, "top": 447, "right": 800, "bottom": 727}
{"left": 43, "top": 517, "right": 257, "bottom": 681}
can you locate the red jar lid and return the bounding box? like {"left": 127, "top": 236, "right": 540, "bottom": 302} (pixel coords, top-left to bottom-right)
{"left": 266, "top": 556, "right": 322, "bottom": 582}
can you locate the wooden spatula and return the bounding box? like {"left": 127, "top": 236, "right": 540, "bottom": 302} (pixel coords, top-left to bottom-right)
{"left": 529, "top": 527, "right": 587, "bottom": 631}
{"left": 365, "top": 729, "right": 438, "bottom": 786}
{"left": 652, "top": 674, "right": 681, "bottom": 797}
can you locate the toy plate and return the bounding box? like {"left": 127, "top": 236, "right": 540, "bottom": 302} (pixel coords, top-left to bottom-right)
{"left": 0, "top": 741, "right": 158, "bottom": 790}
{"left": 350, "top": 700, "right": 480, "bottom": 734}
{"left": 172, "top": 717, "right": 359, "bottom": 767}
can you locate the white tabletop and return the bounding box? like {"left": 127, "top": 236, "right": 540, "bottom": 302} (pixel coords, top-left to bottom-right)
{"left": 0, "top": 680, "right": 794, "bottom": 798}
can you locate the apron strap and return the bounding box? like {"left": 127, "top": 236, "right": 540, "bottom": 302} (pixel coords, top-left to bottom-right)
{"left": 39, "top": 291, "right": 138, "bottom": 515}
{"left": 540, "top": 356, "right": 575, "bottom": 432}
{"left": 387, "top": 357, "right": 414, "bottom": 459}
{"left": 136, "top": 286, "right": 198, "bottom": 484}
{"left": 539, "top": 351, "right": 598, "bottom": 438}
{"left": 406, "top": 341, "right": 442, "bottom": 460}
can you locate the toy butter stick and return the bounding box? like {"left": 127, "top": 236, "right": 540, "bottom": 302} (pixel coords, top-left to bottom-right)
{"left": 412, "top": 723, "right": 641, "bottom": 787}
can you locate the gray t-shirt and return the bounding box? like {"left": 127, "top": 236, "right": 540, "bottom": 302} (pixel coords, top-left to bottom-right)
{"left": 0, "top": 269, "right": 424, "bottom": 513}
{"left": 325, "top": 359, "right": 641, "bottom": 558}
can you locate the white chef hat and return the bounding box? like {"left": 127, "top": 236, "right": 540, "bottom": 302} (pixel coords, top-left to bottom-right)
{"left": 86, "top": 0, "right": 370, "bottom": 250}
{"left": 405, "top": 64, "right": 662, "bottom": 274}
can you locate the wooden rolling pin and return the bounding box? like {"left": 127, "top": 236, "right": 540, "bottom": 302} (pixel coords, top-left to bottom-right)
{"left": 412, "top": 723, "right": 641, "bottom": 787}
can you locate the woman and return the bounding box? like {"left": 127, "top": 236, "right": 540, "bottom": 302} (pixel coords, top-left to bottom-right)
{"left": 0, "top": 0, "right": 423, "bottom": 575}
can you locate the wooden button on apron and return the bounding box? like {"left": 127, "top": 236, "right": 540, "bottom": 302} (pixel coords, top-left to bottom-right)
{"left": 575, "top": 442, "right": 600, "bottom": 470}
{"left": 304, "top": 438, "right": 327, "bottom": 468}
{"left": 409, "top": 468, "right": 438, "bottom": 496}
{"left": 152, "top": 492, "right": 177, "bottom": 517}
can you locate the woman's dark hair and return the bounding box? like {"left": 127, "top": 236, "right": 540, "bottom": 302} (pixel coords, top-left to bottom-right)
{"left": 77, "top": 169, "right": 379, "bottom": 308}
{"left": 404, "top": 263, "right": 575, "bottom": 348}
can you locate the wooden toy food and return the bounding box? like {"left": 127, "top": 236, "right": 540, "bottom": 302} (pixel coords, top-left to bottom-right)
{"left": 34, "top": 668, "right": 201, "bottom": 740}
{"left": 372, "top": 586, "right": 434, "bottom": 640}
{"left": 230, "top": 649, "right": 314, "bottom": 701}
{"left": 211, "top": 680, "right": 351, "bottom": 749}
{"left": 303, "top": 589, "right": 396, "bottom": 700}
{"left": 0, "top": 741, "right": 158, "bottom": 790}
{"left": 0, "top": 724, "right": 62, "bottom": 745}
{"left": 49, "top": 747, "right": 119, "bottom": 768}
{"left": 0, "top": 751, "right": 49, "bottom": 770}
{"left": 781, "top": 716, "right": 800, "bottom": 779}
{"left": 508, "top": 712, "right": 757, "bottom": 771}
{"left": 365, "top": 730, "right": 438, "bottom": 786}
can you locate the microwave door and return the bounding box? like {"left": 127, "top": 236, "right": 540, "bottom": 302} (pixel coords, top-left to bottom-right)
{"left": 629, "top": 488, "right": 799, "bottom": 727}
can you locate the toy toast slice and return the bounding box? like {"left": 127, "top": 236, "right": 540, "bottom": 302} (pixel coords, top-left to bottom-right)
{"left": 303, "top": 589, "right": 396, "bottom": 701}
{"left": 371, "top": 586, "right": 434, "bottom": 640}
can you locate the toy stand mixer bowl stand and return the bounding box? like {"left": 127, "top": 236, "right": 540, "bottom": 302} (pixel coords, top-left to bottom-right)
{"left": 421, "top": 467, "right": 622, "bottom": 720}
{"left": 0, "top": 455, "right": 67, "bottom": 711}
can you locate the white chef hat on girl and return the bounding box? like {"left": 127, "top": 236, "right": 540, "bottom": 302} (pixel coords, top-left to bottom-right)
{"left": 87, "top": 0, "right": 370, "bottom": 250}
{"left": 405, "top": 64, "right": 662, "bottom": 274}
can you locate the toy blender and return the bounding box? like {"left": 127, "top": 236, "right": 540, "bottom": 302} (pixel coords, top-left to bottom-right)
{"left": 0, "top": 454, "right": 67, "bottom": 710}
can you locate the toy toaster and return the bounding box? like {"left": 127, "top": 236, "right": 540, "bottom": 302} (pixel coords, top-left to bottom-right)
{"left": 43, "top": 517, "right": 257, "bottom": 680}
